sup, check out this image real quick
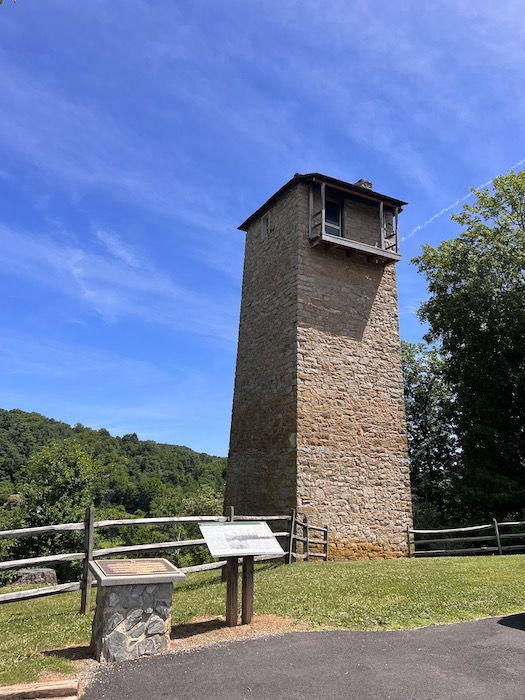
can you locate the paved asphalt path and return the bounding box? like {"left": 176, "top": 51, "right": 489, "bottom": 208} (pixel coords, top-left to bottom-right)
{"left": 81, "top": 614, "right": 525, "bottom": 700}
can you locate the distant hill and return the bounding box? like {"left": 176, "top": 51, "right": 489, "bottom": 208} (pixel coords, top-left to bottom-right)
{"left": 0, "top": 408, "right": 226, "bottom": 514}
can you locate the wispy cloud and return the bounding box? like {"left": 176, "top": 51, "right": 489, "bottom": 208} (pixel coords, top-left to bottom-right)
{"left": 402, "top": 156, "right": 525, "bottom": 242}
{"left": 0, "top": 222, "right": 239, "bottom": 342}
{"left": 95, "top": 229, "right": 141, "bottom": 268}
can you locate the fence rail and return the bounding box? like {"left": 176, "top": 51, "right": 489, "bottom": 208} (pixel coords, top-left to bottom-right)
{"left": 0, "top": 506, "right": 329, "bottom": 611}
{"left": 407, "top": 519, "right": 525, "bottom": 558}
{"left": 290, "top": 514, "right": 329, "bottom": 562}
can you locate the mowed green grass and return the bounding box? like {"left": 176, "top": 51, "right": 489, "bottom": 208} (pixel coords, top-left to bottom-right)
{"left": 2, "top": 557, "right": 525, "bottom": 685}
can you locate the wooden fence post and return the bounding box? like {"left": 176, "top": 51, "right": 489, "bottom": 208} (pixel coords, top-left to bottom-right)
{"left": 287, "top": 509, "right": 296, "bottom": 564}
{"left": 304, "top": 516, "right": 309, "bottom": 562}
{"left": 406, "top": 524, "right": 412, "bottom": 559}
{"left": 80, "top": 506, "right": 95, "bottom": 615}
{"left": 241, "top": 555, "right": 254, "bottom": 625}
{"left": 323, "top": 524, "right": 329, "bottom": 561}
{"left": 493, "top": 519, "right": 503, "bottom": 555}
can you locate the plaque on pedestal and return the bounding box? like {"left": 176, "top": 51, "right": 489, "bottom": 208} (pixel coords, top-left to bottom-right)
{"left": 89, "top": 558, "right": 185, "bottom": 662}
{"left": 89, "top": 558, "right": 185, "bottom": 586}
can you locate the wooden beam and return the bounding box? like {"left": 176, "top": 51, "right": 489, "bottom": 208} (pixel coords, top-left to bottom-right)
{"left": 321, "top": 182, "right": 326, "bottom": 236}
{"left": 93, "top": 515, "right": 227, "bottom": 529}
{"left": 379, "top": 201, "right": 384, "bottom": 249}
{"left": 287, "top": 509, "right": 296, "bottom": 564}
{"left": 232, "top": 515, "right": 291, "bottom": 521}
{"left": 0, "top": 552, "right": 84, "bottom": 572}
{"left": 80, "top": 506, "right": 94, "bottom": 615}
{"left": 181, "top": 560, "right": 226, "bottom": 574}
{"left": 317, "top": 232, "right": 401, "bottom": 262}
{"left": 225, "top": 557, "right": 239, "bottom": 627}
{"left": 0, "top": 582, "right": 81, "bottom": 605}
{"left": 0, "top": 523, "right": 84, "bottom": 541}
{"left": 0, "top": 679, "right": 78, "bottom": 699}
{"left": 394, "top": 206, "right": 399, "bottom": 253}
{"left": 241, "top": 556, "right": 254, "bottom": 625}
{"left": 92, "top": 538, "right": 206, "bottom": 557}
{"left": 308, "top": 185, "right": 313, "bottom": 239}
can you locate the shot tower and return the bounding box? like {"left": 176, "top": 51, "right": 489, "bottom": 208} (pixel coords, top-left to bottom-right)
{"left": 226, "top": 173, "right": 413, "bottom": 558}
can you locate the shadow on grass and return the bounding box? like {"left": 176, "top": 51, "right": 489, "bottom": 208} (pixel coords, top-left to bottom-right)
{"left": 170, "top": 617, "right": 225, "bottom": 640}
{"left": 43, "top": 645, "right": 93, "bottom": 661}
{"left": 497, "top": 612, "right": 525, "bottom": 632}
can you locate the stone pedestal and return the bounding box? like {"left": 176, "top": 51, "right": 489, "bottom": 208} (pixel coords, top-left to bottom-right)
{"left": 91, "top": 582, "right": 173, "bottom": 662}
{"left": 89, "top": 558, "right": 185, "bottom": 663}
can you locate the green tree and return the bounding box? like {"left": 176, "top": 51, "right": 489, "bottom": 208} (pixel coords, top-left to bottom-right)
{"left": 413, "top": 169, "right": 525, "bottom": 521}
{"left": 401, "top": 341, "right": 458, "bottom": 527}
{"left": 150, "top": 484, "right": 223, "bottom": 567}
{"left": 15, "top": 439, "right": 102, "bottom": 581}
{"left": 20, "top": 439, "right": 100, "bottom": 526}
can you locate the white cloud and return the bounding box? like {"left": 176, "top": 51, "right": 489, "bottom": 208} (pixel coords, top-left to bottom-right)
{"left": 0, "top": 222, "right": 239, "bottom": 342}
{"left": 95, "top": 229, "right": 141, "bottom": 269}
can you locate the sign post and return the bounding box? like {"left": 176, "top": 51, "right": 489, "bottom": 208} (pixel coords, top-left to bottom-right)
{"left": 241, "top": 555, "right": 254, "bottom": 624}
{"left": 225, "top": 556, "right": 239, "bottom": 627}
{"left": 200, "top": 521, "right": 284, "bottom": 627}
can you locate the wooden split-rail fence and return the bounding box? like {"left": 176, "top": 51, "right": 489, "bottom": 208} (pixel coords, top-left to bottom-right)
{"left": 407, "top": 518, "right": 525, "bottom": 557}
{"left": 0, "top": 507, "right": 328, "bottom": 611}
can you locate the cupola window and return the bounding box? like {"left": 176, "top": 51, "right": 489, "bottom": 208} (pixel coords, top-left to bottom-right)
{"left": 325, "top": 199, "right": 342, "bottom": 237}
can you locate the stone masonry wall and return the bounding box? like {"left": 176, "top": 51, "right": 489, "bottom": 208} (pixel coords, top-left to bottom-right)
{"left": 227, "top": 178, "right": 413, "bottom": 557}
{"left": 226, "top": 186, "right": 300, "bottom": 515}
{"left": 295, "top": 182, "right": 412, "bottom": 557}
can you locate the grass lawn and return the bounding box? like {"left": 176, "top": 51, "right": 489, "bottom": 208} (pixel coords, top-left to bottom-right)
{"left": 1, "top": 556, "right": 525, "bottom": 685}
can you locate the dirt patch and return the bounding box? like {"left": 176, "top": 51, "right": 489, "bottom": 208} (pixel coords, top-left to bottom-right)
{"left": 170, "top": 614, "right": 311, "bottom": 653}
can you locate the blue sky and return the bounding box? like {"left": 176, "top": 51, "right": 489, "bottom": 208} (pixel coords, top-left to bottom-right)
{"left": 1, "top": 1, "right": 524, "bottom": 456}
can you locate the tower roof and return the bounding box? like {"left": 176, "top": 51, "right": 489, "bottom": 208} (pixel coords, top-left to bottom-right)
{"left": 239, "top": 172, "right": 408, "bottom": 231}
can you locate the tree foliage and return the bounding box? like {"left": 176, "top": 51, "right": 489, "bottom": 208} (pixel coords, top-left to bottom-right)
{"left": 0, "top": 408, "right": 226, "bottom": 516}
{"left": 6, "top": 439, "right": 101, "bottom": 581}
{"left": 0, "top": 409, "right": 226, "bottom": 581}
{"left": 413, "top": 169, "right": 525, "bottom": 521}
{"left": 20, "top": 439, "right": 100, "bottom": 528}
{"left": 401, "top": 341, "right": 458, "bottom": 527}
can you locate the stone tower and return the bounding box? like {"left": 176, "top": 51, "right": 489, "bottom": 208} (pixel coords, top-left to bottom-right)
{"left": 226, "top": 173, "right": 413, "bottom": 559}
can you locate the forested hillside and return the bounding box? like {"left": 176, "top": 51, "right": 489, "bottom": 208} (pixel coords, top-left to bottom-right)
{"left": 0, "top": 408, "right": 226, "bottom": 516}
{"left": 0, "top": 408, "right": 227, "bottom": 579}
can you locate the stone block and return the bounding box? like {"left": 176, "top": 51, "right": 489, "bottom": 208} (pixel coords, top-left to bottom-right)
{"left": 15, "top": 568, "right": 57, "bottom": 586}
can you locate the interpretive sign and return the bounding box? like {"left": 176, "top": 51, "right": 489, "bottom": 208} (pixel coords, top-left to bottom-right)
{"left": 199, "top": 521, "right": 285, "bottom": 558}
{"left": 89, "top": 558, "right": 185, "bottom": 587}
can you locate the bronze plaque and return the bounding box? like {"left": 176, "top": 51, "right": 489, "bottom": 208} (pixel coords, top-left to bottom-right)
{"left": 89, "top": 558, "right": 185, "bottom": 586}
{"left": 96, "top": 559, "right": 174, "bottom": 577}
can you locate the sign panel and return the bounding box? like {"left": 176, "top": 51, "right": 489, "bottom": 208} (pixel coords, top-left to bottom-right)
{"left": 199, "top": 521, "right": 285, "bottom": 558}
{"left": 89, "top": 558, "right": 185, "bottom": 586}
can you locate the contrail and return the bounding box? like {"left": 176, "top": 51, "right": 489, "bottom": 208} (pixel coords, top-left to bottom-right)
{"left": 402, "top": 157, "right": 525, "bottom": 242}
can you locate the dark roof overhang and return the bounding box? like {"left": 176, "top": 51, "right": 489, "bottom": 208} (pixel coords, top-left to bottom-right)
{"left": 238, "top": 172, "right": 408, "bottom": 232}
